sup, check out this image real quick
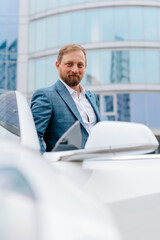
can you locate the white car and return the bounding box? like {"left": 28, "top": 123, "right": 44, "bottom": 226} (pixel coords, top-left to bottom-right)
{"left": 44, "top": 122, "right": 160, "bottom": 240}
{"left": 0, "top": 90, "right": 120, "bottom": 240}
{"left": 1, "top": 89, "right": 160, "bottom": 240}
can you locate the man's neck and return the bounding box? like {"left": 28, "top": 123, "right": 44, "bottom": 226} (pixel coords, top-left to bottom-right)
{"left": 71, "top": 84, "right": 81, "bottom": 96}
{"left": 59, "top": 79, "right": 82, "bottom": 97}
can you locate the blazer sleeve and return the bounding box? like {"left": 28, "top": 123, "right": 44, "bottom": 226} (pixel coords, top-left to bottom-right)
{"left": 31, "top": 89, "right": 52, "bottom": 152}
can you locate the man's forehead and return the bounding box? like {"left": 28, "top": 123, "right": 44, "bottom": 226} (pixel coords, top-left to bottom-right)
{"left": 64, "top": 49, "right": 84, "bottom": 56}
{"left": 62, "top": 50, "right": 86, "bottom": 61}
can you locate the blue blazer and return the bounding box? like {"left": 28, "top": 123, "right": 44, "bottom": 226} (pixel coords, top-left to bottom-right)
{"left": 31, "top": 80, "right": 101, "bottom": 152}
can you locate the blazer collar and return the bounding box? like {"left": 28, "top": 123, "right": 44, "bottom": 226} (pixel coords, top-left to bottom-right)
{"left": 85, "top": 91, "right": 101, "bottom": 122}
{"left": 55, "top": 80, "right": 86, "bottom": 128}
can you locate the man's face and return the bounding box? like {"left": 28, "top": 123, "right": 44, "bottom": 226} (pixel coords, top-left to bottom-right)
{"left": 56, "top": 50, "right": 86, "bottom": 87}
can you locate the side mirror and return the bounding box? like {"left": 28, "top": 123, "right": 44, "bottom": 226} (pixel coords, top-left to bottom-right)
{"left": 85, "top": 121, "right": 159, "bottom": 155}
{"left": 52, "top": 121, "right": 82, "bottom": 152}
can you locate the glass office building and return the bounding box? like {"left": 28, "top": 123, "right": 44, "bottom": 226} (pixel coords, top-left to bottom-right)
{"left": 18, "top": 0, "right": 160, "bottom": 139}
{"left": 0, "top": 0, "right": 18, "bottom": 90}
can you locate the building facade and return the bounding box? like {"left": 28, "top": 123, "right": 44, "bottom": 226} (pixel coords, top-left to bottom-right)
{"left": 0, "top": 0, "right": 18, "bottom": 90}
{"left": 18, "top": 0, "right": 160, "bottom": 140}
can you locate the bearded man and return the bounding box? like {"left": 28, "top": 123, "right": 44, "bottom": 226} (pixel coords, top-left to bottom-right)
{"left": 31, "top": 44, "right": 101, "bottom": 152}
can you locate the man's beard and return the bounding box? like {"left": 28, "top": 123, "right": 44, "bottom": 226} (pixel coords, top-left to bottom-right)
{"left": 60, "top": 71, "right": 82, "bottom": 87}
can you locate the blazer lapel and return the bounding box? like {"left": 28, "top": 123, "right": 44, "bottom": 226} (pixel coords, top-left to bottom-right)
{"left": 85, "top": 91, "right": 101, "bottom": 122}
{"left": 55, "top": 80, "right": 86, "bottom": 129}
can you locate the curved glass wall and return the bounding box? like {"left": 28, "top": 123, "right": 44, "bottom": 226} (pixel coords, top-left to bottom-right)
{"left": 29, "top": 0, "right": 160, "bottom": 15}
{"left": 28, "top": 1, "right": 160, "bottom": 133}
{"left": 28, "top": 49, "right": 160, "bottom": 90}
{"left": 0, "top": 0, "right": 18, "bottom": 90}
{"left": 85, "top": 49, "right": 160, "bottom": 85}
{"left": 29, "top": 7, "right": 160, "bottom": 53}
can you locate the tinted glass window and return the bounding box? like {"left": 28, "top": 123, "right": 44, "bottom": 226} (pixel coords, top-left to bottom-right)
{"left": 36, "top": 19, "right": 46, "bottom": 51}
{"left": 28, "top": 48, "right": 160, "bottom": 92}
{"left": 28, "top": 56, "right": 58, "bottom": 91}
{"left": 29, "top": 7, "right": 160, "bottom": 52}
{"left": 114, "top": 8, "right": 129, "bottom": 40}
{"left": 100, "top": 92, "right": 160, "bottom": 129}
{"left": 117, "top": 93, "right": 131, "bottom": 121}
{"left": 129, "top": 8, "right": 143, "bottom": 40}
{"left": 0, "top": 91, "right": 20, "bottom": 137}
{"left": 103, "top": 95, "right": 114, "bottom": 112}
{"left": 130, "top": 93, "right": 146, "bottom": 124}
{"left": 85, "top": 51, "right": 100, "bottom": 85}
{"left": 144, "top": 8, "right": 158, "bottom": 41}
{"left": 0, "top": 0, "right": 18, "bottom": 90}
{"left": 72, "top": 11, "right": 85, "bottom": 44}
{"left": 47, "top": 17, "right": 58, "bottom": 48}
{"left": 59, "top": 13, "right": 71, "bottom": 45}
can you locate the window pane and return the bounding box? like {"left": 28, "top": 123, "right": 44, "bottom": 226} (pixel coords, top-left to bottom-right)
{"left": 0, "top": 62, "right": 6, "bottom": 88}
{"left": 147, "top": 93, "right": 160, "bottom": 127}
{"left": 28, "top": 61, "right": 35, "bottom": 92}
{"left": 0, "top": 41, "right": 7, "bottom": 54}
{"left": 36, "top": 0, "right": 47, "bottom": 13}
{"left": 107, "top": 116, "right": 115, "bottom": 121}
{"left": 36, "top": 19, "right": 46, "bottom": 51}
{"left": 29, "top": 22, "right": 36, "bottom": 53}
{"left": 111, "top": 51, "right": 130, "bottom": 83}
{"left": 86, "top": 10, "right": 101, "bottom": 43}
{"left": 46, "top": 56, "right": 58, "bottom": 86}
{"left": 74, "top": 0, "right": 85, "bottom": 4}
{"left": 114, "top": 8, "right": 129, "bottom": 40}
{"left": 7, "top": 62, "right": 17, "bottom": 90}
{"left": 29, "top": 0, "right": 36, "bottom": 15}
{"left": 59, "top": 14, "right": 71, "bottom": 45}
{"left": 100, "top": 9, "right": 114, "bottom": 41}
{"left": 130, "top": 50, "right": 144, "bottom": 83}
{"left": 84, "top": 51, "right": 100, "bottom": 85}
{"left": 129, "top": 8, "right": 143, "bottom": 40}
{"left": 0, "top": 24, "right": 7, "bottom": 47}
{"left": 72, "top": 11, "right": 85, "bottom": 44}
{"left": 48, "top": 0, "right": 59, "bottom": 9}
{"left": 144, "top": 8, "right": 158, "bottom": 41}
{"left": 130, "top": 93, "right": 146, "bottom": 124}
{"left": 8, "top": 0, "right": 19, "bottom": 15}
{"left": 47, "top": 17, "right": 58, "bottom": 49}
{"left": 117, "top": 94, "right": 131, "bottom": 121}
{"left": 101, "top": 51, "right": 111, "bottom": 84}
{"left": 59, "top": 0, "right": 72, "bottom": 7}
{"left": 145, "top": 51, "right": 159, "bottom": 84}
{"left": 8, "top": 40, "right": 17, "bottom": 54}
{"left": 35, "top": 59, "right": 46, "bottom": 89}
{"left": 0, "top": 0, "right": 7, "bottom": 15}
{"left": 8, "top": 25, "right": 18, "bottom": 48}
{"left": 103, "top": 95, "right": 114, "bottom": 112}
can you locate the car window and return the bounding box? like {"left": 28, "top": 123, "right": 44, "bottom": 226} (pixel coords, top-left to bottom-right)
{"left": 0, "top": 91, "right": 20, "bottom": 141}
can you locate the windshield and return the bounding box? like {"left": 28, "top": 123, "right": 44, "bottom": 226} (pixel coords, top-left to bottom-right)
{"left": 0, "top": 90, "right": 20, "bottom": 142}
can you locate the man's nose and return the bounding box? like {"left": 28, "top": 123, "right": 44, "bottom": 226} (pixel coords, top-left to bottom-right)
{"left": 71, "top": 65, "right": 78, "bottom": 73}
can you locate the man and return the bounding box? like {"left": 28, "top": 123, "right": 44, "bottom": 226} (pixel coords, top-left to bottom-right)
{"left": 31, "top": 44, "right": 101, "bottom": 152}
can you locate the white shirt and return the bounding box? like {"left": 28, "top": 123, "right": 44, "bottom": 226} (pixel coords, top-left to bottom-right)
{"left": 60, "top": 79, "right": 97, "bottom": 134}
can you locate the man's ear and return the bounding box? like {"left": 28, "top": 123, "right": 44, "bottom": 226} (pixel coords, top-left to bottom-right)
{"left": 56, "top": 61, "right": 60, "bottom": 70}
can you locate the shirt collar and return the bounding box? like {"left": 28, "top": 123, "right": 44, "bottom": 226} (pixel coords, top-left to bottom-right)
{"left": 59, "top": 78, "right": 85, "bottom": 96}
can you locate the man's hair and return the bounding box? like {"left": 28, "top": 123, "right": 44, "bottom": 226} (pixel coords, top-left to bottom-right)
{"left": 57, "top": 43, "right": 87, "bottom": 64}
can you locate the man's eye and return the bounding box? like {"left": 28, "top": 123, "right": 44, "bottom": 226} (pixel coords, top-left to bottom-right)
{"left": 67, "top": 63, "right": 72, "bottom": 67}
{"left": 78, "top": 64, "right": 83, "bottom": 68}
